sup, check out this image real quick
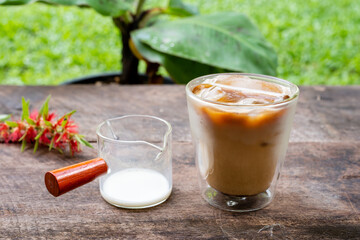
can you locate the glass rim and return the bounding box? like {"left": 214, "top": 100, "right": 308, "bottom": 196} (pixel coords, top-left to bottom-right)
{"left": 96, "top": 115, "right": 172, "bottom": 148}
{"left": 185, "top": 73, "right": 299, "bottom": 108}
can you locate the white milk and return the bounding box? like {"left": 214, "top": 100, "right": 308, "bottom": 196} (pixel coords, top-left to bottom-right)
{"left": 100, "top": 168, "right": 171, "bottom": 208}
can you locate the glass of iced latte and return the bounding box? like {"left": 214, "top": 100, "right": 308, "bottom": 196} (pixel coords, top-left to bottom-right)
{"left": 186, "top": 73, "right": 299, "bottom": 212}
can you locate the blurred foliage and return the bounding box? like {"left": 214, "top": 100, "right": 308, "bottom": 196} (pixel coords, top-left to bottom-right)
{"left": 132, "top": 12, "right": 278, "bottom": 83}
{"left": 1, "top": 0, "right": 278, "bottom": 84}
{"left": 0, "top": 0, "right": 359, "bottom": 85}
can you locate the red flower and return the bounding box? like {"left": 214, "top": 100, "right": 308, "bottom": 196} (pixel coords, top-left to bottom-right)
{"left": 30, "top": 110, "right": 38, "bottom": 121}
{"left": 0, "top": 123, "right": 9, "bottom": 142}
{"left": 9, "top": 127, "right": 22, "bottom": 142}
{"left": 47, "top": 112, "right": 56, "bottom": 122}
{"left": 54, "top": 133, "right": 66, "bottom": 149}
{"left": 70, "top": 139, "right": 80, "bottom": 155}
{"left": 65, "top": 121, "right": 78, "bottom": 134}
{"left": 0, "top": 96, "right": 92, "bottom": 155}
{"left": 0, "top": 123, "right": 7, "bottom": 131}
{"left": 39, "top": 129, "right": 51, "bottom": 145}
{"left": 25, "top": 126, "right": 37, "bottom": 143}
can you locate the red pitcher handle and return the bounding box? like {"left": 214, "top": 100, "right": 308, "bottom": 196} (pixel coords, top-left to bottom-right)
{"left": 45, "top": 157, "right": 108, "bottom": 197}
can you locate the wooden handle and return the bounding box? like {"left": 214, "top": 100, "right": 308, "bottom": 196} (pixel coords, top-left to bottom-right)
{"left": 45, "top": 157, "right": 108, "bottom": 197}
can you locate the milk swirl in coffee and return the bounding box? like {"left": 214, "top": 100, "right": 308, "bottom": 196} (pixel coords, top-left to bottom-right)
{"left": 188, "top": 74, "right": 296, "bottom": 196}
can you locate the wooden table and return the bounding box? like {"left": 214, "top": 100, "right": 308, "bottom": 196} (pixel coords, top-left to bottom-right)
{"left": 0, "top": 85, "right": 359, "bottom": 239}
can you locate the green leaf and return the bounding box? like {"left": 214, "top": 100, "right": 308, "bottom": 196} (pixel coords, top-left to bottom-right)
{"left": 21, "top": 140, "right": 26, "bottom": 152}
{"left": 81, "top": 138, "right": 93, "bottom": 148}
{"left": 74, "top": 134, "right": 81, "bottom": 143}
{"left": 38, "top": 95, "right": 51, "bottom": 120}
{"left": 131, "top": 37, "right": 224, "bottom": 83}
{"left": 166, "top": 0, "right": 198, "bottom": 16}
{"left": 34, "top": 129, "right": 45, "bottom": 140}
{"left": 0, "top": 0, "right": 136, "bottom": 17}
{"left": 86, "top": 0, "right": 136, "bottom": 17}
{"left": 25, "top": 117, "right": 36, "bottom": 125}
{"left": 75, "top": 135, "right": 93, "bottom": 148}
{"left": 61, "top": 118, "right": 68, "bottom": 128}
{"left": 56, "top": 132, "right": 65, "bottom": 142}
{"left": 5, "top": 121, "right": 18, "bottom": 128}
{"left": 0, "top": 0, "right": 85, "bottom": 4}
{"left": 33, "top": 138, "right": 39, "bottom": 153}
{"left": 60, "top": 110, "right": 76, "bottom": 120}
{"left": 0, "top": 114, "right": 11, "bottom": 122}
{"left": 49, "top": 136, "right": 55, "bottom": 151}
{"left": 44, "top": 120, "right": 53, "bottom": 127}
{"left": 59, "top": 110, "right": 76, "bottom": 128}
{"left": 0, "top": 0, "right": 33, "bottom": 5}
{"left": 131, "top": 12, "right": 277, "bottom": 83}
{"left": 19, "top": 131, "right": 27, "bottom": 141}
{"left": 57, "top": 148, "right": 64, "bottom": 154}
{"left": 41, "top": 0, "right": 88, "bottom": 5}
{"left": 21, "top": 97, "right": 30, "bottom": 121}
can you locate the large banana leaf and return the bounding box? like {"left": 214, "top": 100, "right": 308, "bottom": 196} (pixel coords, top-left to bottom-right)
{"left": 0, "top": 0, "right": 136, "bottom": 16}
{"left": 40, "top": 0, "right": 88, "bottom": 5}
{"left": 0, "top": 0, "right": 33, "bottom": 4}
{"left": 86, "top": 0, "right": 135, "bottom": 16}
{"left": 165, "top": 0, "right": 198, "bottom": 17}
{"left": 131, "top": 12, "right": 278, "bottom": 83}
{"left": 131, "top": 36, "right": 225, "bottom": 84}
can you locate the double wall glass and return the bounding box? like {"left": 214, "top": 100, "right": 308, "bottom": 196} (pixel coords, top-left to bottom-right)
{"left": 186, "top": 73, "right": 299, "bottom": 212}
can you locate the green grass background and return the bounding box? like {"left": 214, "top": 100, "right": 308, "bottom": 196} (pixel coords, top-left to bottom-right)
{"left": 0, "top": 0, "right": 359, "bottom": 85}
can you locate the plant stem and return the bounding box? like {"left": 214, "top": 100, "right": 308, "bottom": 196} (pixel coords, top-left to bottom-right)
{"left": 121, "top": 27, "right": 141, "bottom": 84}
{"left": 113, "top": 17, "right": 142, "bottom": 84}
{"left": 113, "top": 1, "right": 148, "bottom": 84}
{"left": 135, "top": 0, "right": 146, "bottom": 17}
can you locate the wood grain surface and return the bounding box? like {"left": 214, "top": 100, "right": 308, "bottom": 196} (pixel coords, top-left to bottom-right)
{"left": 0, "top": 85, "right": 359, "bottom": 239}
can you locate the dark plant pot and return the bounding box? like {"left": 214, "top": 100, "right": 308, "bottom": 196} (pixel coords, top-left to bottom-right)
{"left": 60, "top": 72, "right": 174, "bottom": 85}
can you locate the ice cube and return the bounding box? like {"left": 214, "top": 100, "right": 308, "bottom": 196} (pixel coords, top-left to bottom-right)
{"left": 200, "top": 86, "right": 226, "bottom": 102}
{"left": 193, "top": 75, "right": 291, "bottom": 104}
{"left": 237, "top": 98, "right": 268, "bottom": 105}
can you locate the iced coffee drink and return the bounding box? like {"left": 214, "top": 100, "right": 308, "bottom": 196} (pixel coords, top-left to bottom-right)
{"left": 186, "top": 73, "right": 298, "bottom": 211}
